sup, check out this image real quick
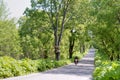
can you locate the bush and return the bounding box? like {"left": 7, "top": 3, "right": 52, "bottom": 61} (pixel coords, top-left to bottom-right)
{"left": 20, "top": 58, "right": 38, "bottom": 74}
{"left": 37, "top": 59, "right": 49, "bottom": 71}
{"left": 0, "top": 56, "right": 25, "bottom": 78}
{"left": 37, "top": 59, "right": 71, "bottom": 71}
{"left": 93, "top": 61, "right": 120, "bottom": 80}
{"left": 0, "top": 56, "right": 71, "bottom": 79}
{"left": 0, "top": 56, "right": 37, "bottom": 78}
{"left": 93, "top": 51, "right": 120, "bottom": 80}
{"left": 54, "top": 60, "right": 71, "bottom": 67}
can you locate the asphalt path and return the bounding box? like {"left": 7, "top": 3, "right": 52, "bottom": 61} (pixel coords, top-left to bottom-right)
{"left": 4, "top": 48, "right": 95, "bottom": 80}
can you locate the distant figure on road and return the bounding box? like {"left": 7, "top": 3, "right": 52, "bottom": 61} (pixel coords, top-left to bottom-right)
{"left": 74, "top": 56, "right": 79, "bottom": 65}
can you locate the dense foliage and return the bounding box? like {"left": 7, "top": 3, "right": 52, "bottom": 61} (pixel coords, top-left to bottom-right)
{"left": 4, "top": 0, "right": 120, "bottom": 79}
{"left": 90, "top": 0, "right": 120, "bottom": 79}
{"left": 0, "top": 0, "right": 22, "bottom": 59}
{"left": 0, "top": 0, "right": 8, "bottom": 20}
{"left": 94, "top": 51, "right": 120, "bottom": 80}
{"left": 18, "top": 11, "right": 53, "bottom": 59}
{"left": 0, "top": 56, "right": 71, "bottom": 78}
{"left": 18, "top": 0, "right": 90, "bottom": 60}
{"left": 90, "top": 0, "right": 120, "bottom": 61}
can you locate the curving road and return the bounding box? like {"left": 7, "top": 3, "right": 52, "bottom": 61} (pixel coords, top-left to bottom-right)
{"left": 4, "top": 48, "right": 95, "bottom": 80}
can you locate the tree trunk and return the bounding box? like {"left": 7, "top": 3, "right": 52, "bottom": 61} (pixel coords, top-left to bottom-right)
{"left": 80, "top": 44, "right": 85, "bottom": 53}
{"left": 49, "top": 0, "right": 70, "bottom": 61}
{"left": 69, "top": 45, "right": 74, "bottom": 59}
{"left": 55, "top": 46, "right": 60, "bottom": 61}
{"left": 117, "top": 54, "right": 119, "bottom": 61}
{"left": 83, "top": 44, "right": 85, "bottom": 52}
{"left": 110, "top": 56, "right": 113, "bottom": 61}
{"left": 69, "top": 37, "right": 75, "bottom": 59}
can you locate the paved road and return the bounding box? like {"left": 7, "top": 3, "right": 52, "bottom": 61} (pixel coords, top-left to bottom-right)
{"left": 4, "top": 49, "right": 95, "bottom": 80}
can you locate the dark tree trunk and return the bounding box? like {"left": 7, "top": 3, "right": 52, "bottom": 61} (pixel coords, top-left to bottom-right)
{"left": 117, "top": 54, "right": 119, "bottom": 61}
{"left": 69, "top": 45, "right": 74, "bottom": 59}
{"left": 55, "top": 46, "right": 60, "bottom": 61}
{"left": 48, "top": 0, "right": 71, "bottom": 61}
{"left": 43, "top": 50, "right": 48, "bottom": 59}
{"left": 117, "top": 46, "right": 120, "bottom": 61}
{"left": 83, "top": 44, "right": 85, "bottom": 52}
{"left": 110, "top": 50, "right": 114, "bottom": 61}
{"left": 55, "top": 51, "right": 60, "bottom": 61}
{"left": 110, "top": 56, "right": 113, "bottom": 61}
{"left": 69, "top": 37, "right": 75, "bottom": 59}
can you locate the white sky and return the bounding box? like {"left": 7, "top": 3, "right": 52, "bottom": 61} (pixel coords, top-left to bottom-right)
{"left": 4, "top": 0, "right": 31, "bottom": 19}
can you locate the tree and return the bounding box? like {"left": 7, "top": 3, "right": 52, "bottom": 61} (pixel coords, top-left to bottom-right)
{"left": 24, "top": 0, "right": 81, "bottom": 60}
{"left": 0, "top": 20, "right": 22, "bottom": 59}
{"left": 0, "top": 0, "right": 8, "bottom": 20}
{"left": 19, "top": 10, "right": 53, "bottom": 59}
{"left": 66, "top": 0, "right": 91, "bottom": 58}
{"left": 90, "top": 0, "right": 120, "bottom": 61}
{"left": 0, "top": 0, "right": 22, "bottom": 59}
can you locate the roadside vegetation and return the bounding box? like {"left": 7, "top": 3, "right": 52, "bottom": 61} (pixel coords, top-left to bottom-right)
{"left": 93, "top": 51, "right": 120, "bottom": 80}
{"left": 0, "top": 0, "right": 90, "bottom": 79}
{"left": 0, "top": 56, "right": 71, "bottom": 78}
{"left": 1, "top": 0, "right": 120, "bottom": 79}
{"left": 90, "top": 0, "right": 120, "bottom": 80}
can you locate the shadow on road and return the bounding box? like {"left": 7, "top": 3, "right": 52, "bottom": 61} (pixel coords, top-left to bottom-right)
{"left": 43, "top": 63, "right": 94, "bottom": 76}
{"left": 42, "top": 49, "right": 95, "bottom": 79}
{"left": 4, "top": 49, "right": 95, "bottom": 80}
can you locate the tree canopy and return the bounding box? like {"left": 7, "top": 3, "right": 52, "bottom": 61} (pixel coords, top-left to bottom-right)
{"left": 90, "top": 0, "right": 120, "bottom": 61}
{"left": 0, "top": 0, "right": 22, "bottom": 59}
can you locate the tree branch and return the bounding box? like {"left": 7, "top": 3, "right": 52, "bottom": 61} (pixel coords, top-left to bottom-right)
{"left": 58, "top": 0, "right": 70, "bottom": 46}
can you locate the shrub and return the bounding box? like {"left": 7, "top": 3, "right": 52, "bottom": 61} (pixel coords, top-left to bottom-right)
{"left": 93, "top": 51, "right": 120, "bottom": 80}
{"left": 37, "top": 59, "right": 48, "bottom": 71}
{"left": 37, "top": 59, "right": 71, "bottom": 71}
{"left": 20, "top": 58, "right": 38, "bottom": 74}
{"left": 0, "top": 56, "right": 37, "bottom": 78}
{"left": 0, "top": 56, "right": 15, "bottom": 78}
{"left": 54, "top": 60, "right": 71, "bottom": 67}
{"left": 0, "top": 56, "right": 71, "bottom": 79}
{"left": 93, "top": 61, "right": 120, "bottom": 80}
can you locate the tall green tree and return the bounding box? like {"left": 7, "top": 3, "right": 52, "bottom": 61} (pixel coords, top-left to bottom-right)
{"left": 19, "top": 10, "right": 53, "bottom": 59}
{"left": 24, "top": 0, "right": 81, "bottom": 60}
{"left": 90, "top": 0, "right": 120, "bottom": 61}
{"left": 0, "top": 0, "right": 8, "bottom": 20}
{"left": 0, "top": 0, "right": 22, "bottom": 59}
{"left": 0, "top": 20, "right": 22, "bottom": 59}
{"left": 65, "top": 0, "right": 91, "bottom": 58}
